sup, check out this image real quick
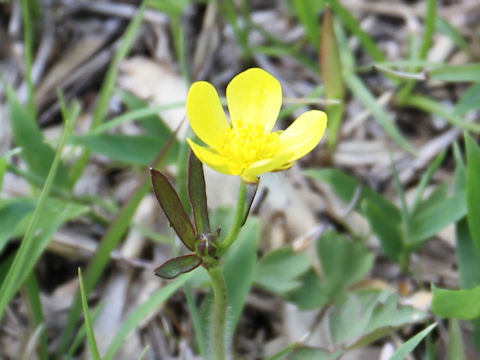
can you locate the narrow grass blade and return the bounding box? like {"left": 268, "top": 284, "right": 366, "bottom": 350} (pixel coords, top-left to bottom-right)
{"left": 429, "top": 63, "right": 480, "bottom": 82}
{"left": 0, "top": 158, "right": 6, "bottom": 191}
{"left": 0, "top": 107, "right": 74, "bottom": 322}
{"left": 20, "top": 0, "right": 36, "bottom": 117}
{"left": 69, "top": 1, "right": 147, "bottom": 184}
{"left": 24, "top": 273, "right": 49, "bottom": 360}
{"left": 436, "top": 18, "right": 472, "bottom": 57}
{"left": 136, "top": 346, "right": 150, "bottom": 360}
{"left": 326, "top": 0, "right": 385, "bottom": 62}
{"left": 403, "top": 94, "right": 480, "bottom": 132}
{"left": 411, "top": 150, "right": 446, "bottom": 215}
{"left": 448, "top": 319, "right": 466, "bottom": 360}
{"left": 419, "top": 0, "right": 437, "bottom": 60}
{"left": 389, "top": 323, "right": 436, "bottom": 360}
{"left": 293, "top": 0, "right": 322, "bottom": 50}
{"left": 465, "top": 133, "right": 480, "bottom": 255}
{"left": 320, "top": 6, "right": 344, "bottom": 151}
{"left": 66, "top": 303, "right": 104, "bottom": 359}
{"left": 188, "top": 151, "right": 210, "bottom": 235}
{"left": 454, "top": 83, "right": 480, "bottom": 116}
{"left": 103, "top": 273, "right": 192, "bottom": 360}
{"left": 78, "top": 268, "right": 101, "bottom": 360}
{"left": 344, "top": 73, "right": 416, "bottom": 154}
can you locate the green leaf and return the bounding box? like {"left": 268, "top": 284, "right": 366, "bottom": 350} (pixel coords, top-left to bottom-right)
{"left": 255, "top": 246, "right": 311, "bottom": 294}
{"left": 70, "top": 134, "right": 178, "bottom": 166}
{"left": 403, "top": 94, "right": 480, "bottom": 132}
{"left": 318, "top": 231, "right": 374, "bottom": 300}
{"left": 410, "top": 191, "right": 467, "bottom": 244}
{"left": 287, "top": 269, "right": 328, "bottom": 310}
{"left": 320, "top": 6, "right": 345, "bottom": 150}
{"left": 419, "top": 0, "right": 437, "bottom": 60}
{"left": 305, "top": 168, "right": 401, "bottom": 222}
{"left": 362, "top": 199, "right": 403, "bottom": 262}
{"left": 6, "top": 85, "right": 70, "bottom": 189}
{"left": 326, "top": 0, "right": 385, "bottom": 62}
{"left": 432, "top": 284, "right": 480, "bottom": 319}
{"left": 448, "top": 319, "right": 466, "bottom": 360}
{"left": 292, "top": 0, "right": 322, "bottom": 50}
{"left": 466, "top": 133, "right": 480, "bottom": 255}
{"left": 0, "top": 199, "right": 35, "bottom": 253}
{"left": 0, "top": 158, "right": 6, "bottom": 191}
{"left": 103, "top": 273, "right": 192, "bottom": 360}
{"left": 0, "top": 112, "right": 76, "bottom": 322}
{"left": 330, "top": 290, "right": 426, "bottom": 347}
{"left": 70, "top": 1, "right": 147, "bottom": 183}
{"left": 410, "top": 150, "right": 446, "bottom": 215}
{"left": 436, "top": 18, "right": 472, "bottom": 57}
{"left": 188, "top": 152, "right": 210, "bottom": 235}
{"left": 344, "top": 73, "right": 416, "bottom": 154}
{"left": 454, "top": 83, "right": 480, "bottom": 117}
{"left": 456, "top": 218, "right": 480, "bottom": 289}
{"left": 429, "top": 63, "right": 480, "bottom": 82}
{"left": 154, "top": 254, "right": 202, "bottom": 279}
{"left": 389, "top": 323, "right": 437, "bottom": 360}
{"left": 290, "top": 347, "right": 343, "bottom": 360}
{"left": 78, "top": 268, "right": 101, "bottom": 360}
{"left": 118, "top": 91, "right": 180, "bottom": 137}
{"left": 150, "top": 169, "right": 196, "bottom": 251}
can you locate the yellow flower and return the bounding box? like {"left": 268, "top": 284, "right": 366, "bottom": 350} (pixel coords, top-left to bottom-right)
{"left": 186, "top": 68, "right": 327, "bottom": 183}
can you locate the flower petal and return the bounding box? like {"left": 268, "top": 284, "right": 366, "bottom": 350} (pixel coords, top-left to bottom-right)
{"left": 187, "top": 139, "right": 232, "bottom": 175}
{"left": 242, "top": 152, "right": 295, "bottom": 183}
{"left": 187, "top": 81, "right": 230, "bottom": 149}
{"left": 226, "top": 68, "right": 282, "bottom": 132}
{"left": 279, "top": 110, "right": 327, "bottom": 162}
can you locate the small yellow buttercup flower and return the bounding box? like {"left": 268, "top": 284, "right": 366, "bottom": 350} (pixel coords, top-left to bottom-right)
{"left": 186, "top": 68, "right": 327, "bottom": 183}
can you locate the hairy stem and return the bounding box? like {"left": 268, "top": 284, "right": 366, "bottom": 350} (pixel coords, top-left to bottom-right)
{"left": 208, "top": 265, "right": 228, "bottom": 360}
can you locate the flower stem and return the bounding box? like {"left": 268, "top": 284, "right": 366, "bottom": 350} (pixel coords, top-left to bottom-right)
{"left": 207, "top": 265, "right": 228, "bottom": 360}
{"left": 219, "top": 181, "right": 247, "bottom": 255}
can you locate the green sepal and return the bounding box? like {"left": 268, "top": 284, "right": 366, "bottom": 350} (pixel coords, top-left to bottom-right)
{"left": 154, "top": 254, "right": 202, "bottom": 279}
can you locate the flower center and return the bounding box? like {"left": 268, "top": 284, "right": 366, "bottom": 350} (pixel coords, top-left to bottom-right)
{"left": 219, "top": 120, "right": 280, "bottom": 174}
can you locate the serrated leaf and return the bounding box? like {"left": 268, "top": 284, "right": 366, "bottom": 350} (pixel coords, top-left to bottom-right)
{"left": 150, "top": 169, "right": 196, "bottom": 251}
{"left": 318, "top": 231, "right": 374, "bottom": 300}
{"left": 154, "top": 255, "right": 202, "bottom": 279}
{"left": 432, "top": 284, "right": 480, "bottom": 319}
{"left": 188, "top": 151, "right": 210, "bottom": 235}
{"left": 255, "top": 246, "right": 311, "bottom": 294}
{"left": 465, "top": 133, "right": 480, "bottom": 256}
